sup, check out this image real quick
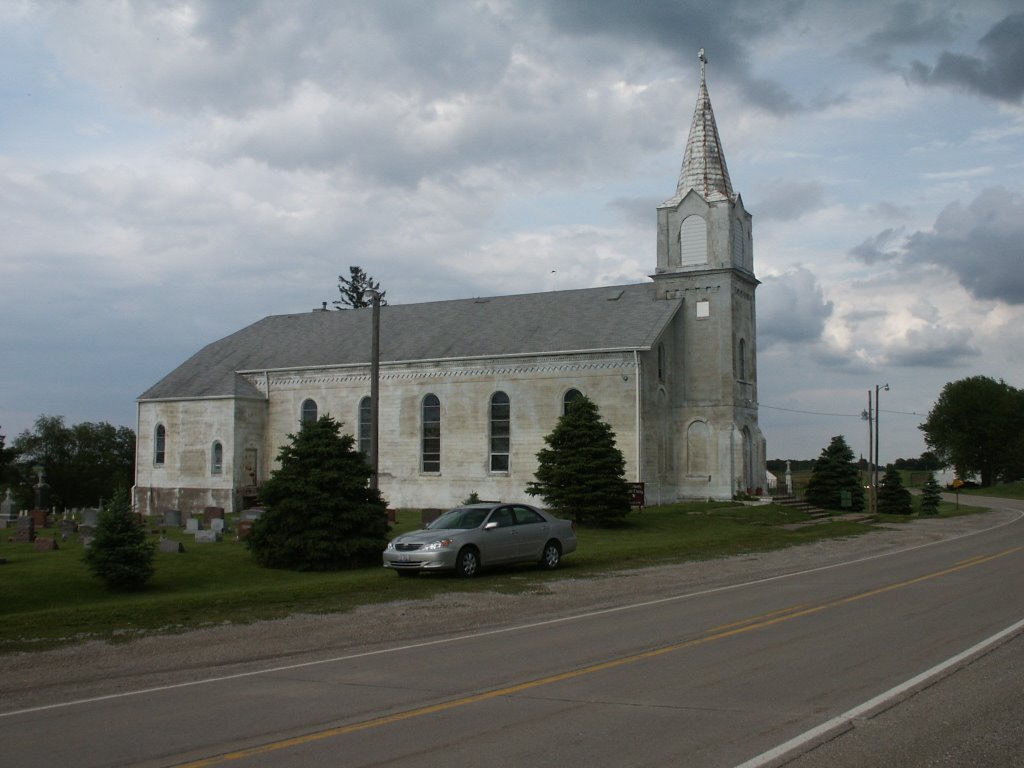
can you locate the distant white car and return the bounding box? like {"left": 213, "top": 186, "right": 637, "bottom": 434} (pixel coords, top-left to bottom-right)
{"left": 383, "top": 502, "right": 577, "bottom": 578}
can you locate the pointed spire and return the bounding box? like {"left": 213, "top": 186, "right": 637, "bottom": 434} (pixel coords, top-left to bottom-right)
{"left": 676, "top": 48, "right": 734, "bottom": 202}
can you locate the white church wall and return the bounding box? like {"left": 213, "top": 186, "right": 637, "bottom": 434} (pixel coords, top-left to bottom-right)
{"left": 253, "top": 352, "right": 640, "bottom": 510}
{"left": 135, "top": 398, "right": 240, "bottom": 517}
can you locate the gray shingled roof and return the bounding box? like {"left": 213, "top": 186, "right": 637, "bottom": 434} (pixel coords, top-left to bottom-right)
{"left": 139, "top": 281, "right": 680, "bottom": 401}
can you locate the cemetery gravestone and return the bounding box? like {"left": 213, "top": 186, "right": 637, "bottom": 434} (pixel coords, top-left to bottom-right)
{"left": 13, "top": 517, "right": 34, "bottom": 543}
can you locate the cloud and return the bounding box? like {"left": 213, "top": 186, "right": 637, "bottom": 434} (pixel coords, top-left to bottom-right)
{"left": 881, "top": 324, "right": 980, "bottom": 367}
{"left": 901, "top": 186, "right": 1024, "bottom": 305}
{"left": 846, "top": 1, "right": 957, "bottom": 66}
{"left": 909, "top": 13, "right": 1024, "bottom": 102}
{"left": 758, "top": 267, "right": 834, "bottom": 347}
{"left": 526, "top": 0, "right": 803, "bottom": 114}
{"left": 751, "top": 179, "right": 828, "bottom": 222}
{"left": 849, "top": 227, "right": 904, "bottom": 264}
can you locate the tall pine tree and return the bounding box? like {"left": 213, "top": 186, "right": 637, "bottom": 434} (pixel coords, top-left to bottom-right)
{"left": 804, "top": 435, "right": 864, "bottom": 512}
{"left": 334, "top": 266, "right": 386, "bottom": 309}
{"left": 919, "top": 473, "right": 942, "bottom": 515}
{"left": 527, "top": 396, "right": 631, "bottom": 525}
{"left": 877, "top": 464, "right": 912, "bottom": 515}
{"left": 247, "top": 416, "right": 389, "bottom": 570}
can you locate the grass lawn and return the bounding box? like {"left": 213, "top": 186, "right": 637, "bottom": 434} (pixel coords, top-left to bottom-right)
{"left": 0, "top": 499, "right": 981, "bottom": 654}
{"left": 952, "top": 481, "right": 1024, "bottom": 500}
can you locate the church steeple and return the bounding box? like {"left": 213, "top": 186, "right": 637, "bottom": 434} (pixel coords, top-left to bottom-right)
{"left": 675, "top": 48, "right": 734, "bottom": 202}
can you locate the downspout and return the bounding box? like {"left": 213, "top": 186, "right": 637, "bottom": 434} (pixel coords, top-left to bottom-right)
{"left": 634, "top": 349, "right": 642, "bottom": 482}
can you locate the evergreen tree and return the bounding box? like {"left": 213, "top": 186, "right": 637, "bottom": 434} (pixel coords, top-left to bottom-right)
{"left": 877, "top": 464, "right": 912, "bottom": 515}
{"left": 82, "top": 487, "right": 155, "bottom": 590}
{"left": 527, "top": 396, "right": 631, "bottom": 525}
{"left": 804, "top": 435, "right": 864, "bottom": 512}
{"left": 334, "top": 266, "right": 386, "bottom": 309}
{"left": 919, "top": 473, "right": 942, "bottom": 516}
{"left": 247, "top": 415, "right": 389, "bottom": 570}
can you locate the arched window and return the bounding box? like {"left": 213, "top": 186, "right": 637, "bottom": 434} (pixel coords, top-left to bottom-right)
{"left": 300, "top": 398, "right": 318, "bottom": 424}
{"left": 563, "top": 388, "right": 583, "bottom": 416}
{"left": 657, "top": 342, "right": 666, "bottom": 382}
{"left": 211, "top": 441, "right": 223, "bottom": 475}
{"left": 422, "top": 394, "right": 441, "bottom": 473}
{"left": 154, "top": 424, "right": 166, "bottom": 465}
{"left": 679, "top": 215, "right": 708, "bottom": 266}
{"left": 686, "top": 420, "right": 710, "bottom": 476}
{"left": 490, "top": 391, "right": 510, "bottom": 472}
{"left": 731, "top": 219, "right": 745, "bottom": 268}
{"left": 358, "top": 396, "right": 371, "bottom": 456}
{"left": 738, "top": 338, "right": 747, "bottom": 380}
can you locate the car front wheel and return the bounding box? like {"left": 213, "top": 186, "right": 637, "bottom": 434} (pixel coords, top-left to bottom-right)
{"left": 540, "top": 540, "right": 561, "bottom": 570}
{"left": 455, "top": 547, "right": 480, "bottom": 578}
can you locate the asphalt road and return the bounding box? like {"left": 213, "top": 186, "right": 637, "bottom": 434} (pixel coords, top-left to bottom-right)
{"left": 3, "top": 498, "right": 1023, "bottom": 767}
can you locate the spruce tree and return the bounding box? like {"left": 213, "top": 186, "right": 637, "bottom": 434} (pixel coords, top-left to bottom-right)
{"left": 83, "top": 487, "right": 155, "bottom": 590}
{"left": 334, "top": 266, "right": 386, "bottom": 309}
{"left": 247, "top": 415, "right": 389, "bottom": 570}
{"left": 804, "top": 435, "right": 864, "bottom": 512}
{"left": 877, "top": 464, "right": 912, "bottom": 515}
{"left": 527, "top": 396, "right": 631, "bottom": 525}
{"left": 919, "top": 473, "right": 942, "bottom": 515}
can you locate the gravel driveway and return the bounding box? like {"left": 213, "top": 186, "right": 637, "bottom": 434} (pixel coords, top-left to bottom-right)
{"left": 2, "top": 509, "right": 1013, "bottom": 713}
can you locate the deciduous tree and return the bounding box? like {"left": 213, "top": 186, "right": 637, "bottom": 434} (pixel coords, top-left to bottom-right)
{"left": 12, "top": 416, "right": 135, "bottom": 509}
{"left": 527, "top": 396, "right": 631, "bottom": 525}
{"left": 247, "top": 416, "right": 389, "bottom": 570}
{"left": 920, "top": 376, "right": 1024, "bottom": 486}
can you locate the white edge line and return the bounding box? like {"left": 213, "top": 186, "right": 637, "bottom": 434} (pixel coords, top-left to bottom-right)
{"left": 732, "top": 616, "right": 1024, "bottom": 768}
{"left": 3, "top": 506, "right": 1022, "bottom": 720}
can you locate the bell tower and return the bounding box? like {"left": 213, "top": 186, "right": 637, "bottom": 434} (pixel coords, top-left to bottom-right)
{"left": 654, "top": 49, "right": 766, "bottom": 497}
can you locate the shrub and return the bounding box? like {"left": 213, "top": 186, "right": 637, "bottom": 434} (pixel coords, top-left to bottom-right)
{"left": 82, "top": 487, "right": 155, "bottom": 590}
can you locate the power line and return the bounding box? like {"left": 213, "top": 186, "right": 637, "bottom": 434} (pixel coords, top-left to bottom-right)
{"left": 757, "top": 403, "right": 926, "bottom": 418}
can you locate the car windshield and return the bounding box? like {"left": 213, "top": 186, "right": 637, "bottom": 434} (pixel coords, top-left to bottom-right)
{"left": 427, "top": 507, "right": 490, "bottom": 530}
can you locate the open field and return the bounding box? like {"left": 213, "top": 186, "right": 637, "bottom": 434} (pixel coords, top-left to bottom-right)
{"left": 0, "top": 499, "right": 977, "bottom": 654}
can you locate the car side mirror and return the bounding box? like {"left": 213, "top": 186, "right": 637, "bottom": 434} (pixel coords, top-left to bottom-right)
{"left": 484, "top": 521, "right": 499, "bottom": 530}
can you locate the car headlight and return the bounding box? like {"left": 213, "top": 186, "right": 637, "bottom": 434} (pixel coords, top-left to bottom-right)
{"left": 422, "top": 538, "right": 455, "bottom": 551}
{"left": 385, "top": 541, "right": 397, "bottom": 551}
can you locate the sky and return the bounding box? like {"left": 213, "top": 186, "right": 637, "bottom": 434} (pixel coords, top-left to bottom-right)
{"left": 2, "top": 0, "right": 1023, "bottom": 463}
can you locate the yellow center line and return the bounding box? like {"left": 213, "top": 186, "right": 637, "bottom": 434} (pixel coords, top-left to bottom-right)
{"left": 707, "top": 603, "right": 813, "bottom": 633}
{"left": 176, "top": 545, "right": 1024, "bottom": 767}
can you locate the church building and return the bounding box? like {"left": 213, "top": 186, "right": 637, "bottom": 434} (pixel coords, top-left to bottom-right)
{"left": 133, "top": 53, "right": 767, "bottom": 517}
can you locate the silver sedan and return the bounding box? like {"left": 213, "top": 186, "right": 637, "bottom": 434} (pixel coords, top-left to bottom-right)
{"left": 383, "top": 502, "right": 577, "bottom": 577}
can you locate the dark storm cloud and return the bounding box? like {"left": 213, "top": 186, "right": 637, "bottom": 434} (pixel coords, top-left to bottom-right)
{"left": 908, "top": 13, "right": 1024, "bottom": 102}
{"left": 863, "top": 1, "right": 957, "bottom": 47}
{"left": 758, "top": 267, "right": 834, "bottom": 347}
{"left": 901, "top": 187, "right": 1024, "bottom": 305}
{"left": 526, "top": 0, "right": 804, "bottom": 114}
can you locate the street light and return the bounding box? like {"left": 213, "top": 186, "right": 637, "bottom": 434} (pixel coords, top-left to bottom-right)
{"left": 366, "top": 289, "right": 381, "bottom": 490}
{"left": 874, "top": 383, "right": 889, "bottom": 512}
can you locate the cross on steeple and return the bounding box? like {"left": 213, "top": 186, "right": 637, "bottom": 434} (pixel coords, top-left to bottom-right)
{"left": 698, "top": 47, "right": 707, "bottom": 80}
